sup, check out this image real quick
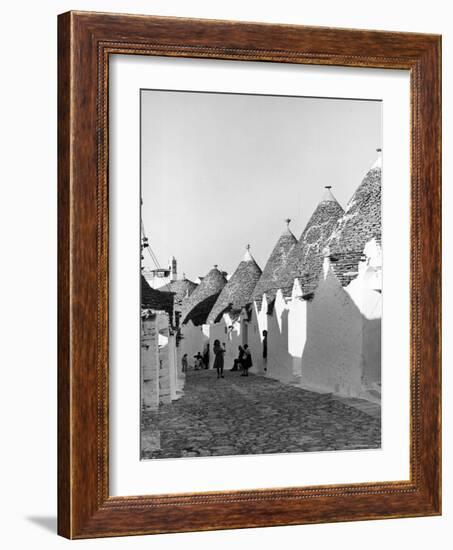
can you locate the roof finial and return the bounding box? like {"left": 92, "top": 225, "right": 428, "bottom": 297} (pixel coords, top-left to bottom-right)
{"left": 182, "top": 272, "right": 186, "bottom": 280}
{"left": 213, "top": 264, "right": 218, "bottom": 269}
{"left": 372, "top": 147, "right": 383, "bottom": 169}
{"left": 321, "top": 185, "right": 339, "bottom": 204}
{"left": 285, "top": 218, "right": 291, "bottom": 227}
{"left": 243, "top": 244, "right": 254, "bottom": 262}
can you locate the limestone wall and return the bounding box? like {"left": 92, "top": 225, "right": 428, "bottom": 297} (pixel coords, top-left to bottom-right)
{"left": 179, "top": 320, "right": 210, "bottom": 368}
{"left": 299, "top": 240, "right": 382, "bottom": 400}
{"left": 141, "top": 310, "right": 181, "bottom": 410}
{"left": 287, "top": 284, "right": 307, "bottom": 383}
{"left": 247, "top": 309, "right": 264, "bottom": 374}
{"left": 344, "top": 238, "right": 382, "bottom": 392}
{"left": 266, "top": 291, "right": 294, "bottom": 383}
{"left": 301, "top": 269, "right": 364, "bottom": 396}
{"left": 141, "top": 314, "right": 160, "bottom": 410}
{"left": 255, "top": 296, "right": 268, "bottom": 336}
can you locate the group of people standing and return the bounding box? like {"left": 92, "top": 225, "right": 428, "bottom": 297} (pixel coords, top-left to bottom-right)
{"left": 212, "top": 340, "right": 252, "bottom": 379}
{"left": 181, "top": 344, "right": 210, "bottom": 373}
{"left": 183, "top": 330, "right": 267, "bottom": 380}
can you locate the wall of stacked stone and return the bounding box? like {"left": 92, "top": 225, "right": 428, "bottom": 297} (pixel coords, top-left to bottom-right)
{"left": 156, "top": 313, "right": 173, "bottom": 404}
{"left": 141, "top": 310, "right": 181, "bottom": 409}
{"left": 282, "top": 199, "right": 344, "bottom": 296}
{"left": 141, "top": 313, "right": 160, "bottom": 410}
{"left": 328, "top": 166, "right": 381, "bottom": 287}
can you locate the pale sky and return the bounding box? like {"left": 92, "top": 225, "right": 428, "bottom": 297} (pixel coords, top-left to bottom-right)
{"left": 141, "top": 90, "right": 381, "bottom": 282}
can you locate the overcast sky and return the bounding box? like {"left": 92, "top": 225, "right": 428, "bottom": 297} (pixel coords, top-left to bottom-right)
{"left": 141, "top": 90, "right": 381, "bottom": 282}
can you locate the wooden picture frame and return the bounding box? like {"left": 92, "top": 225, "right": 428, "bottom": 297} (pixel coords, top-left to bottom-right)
{"left": 58, "top": 11, "right": 441, "bottom": 539}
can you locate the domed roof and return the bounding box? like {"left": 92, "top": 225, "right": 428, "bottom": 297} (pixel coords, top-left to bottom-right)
{"left": 327, "top": 151, "right": 382, "bottom": 287}
{"left": 181, "top": 266, "right": 227, "bottom": 325}
{"left": 166, "top": 276, "right": 197, "bottom": 308}
{"left": 280, "top": 188, "right": 344, "bottom": 296}
{"left": 252, "top": 219, "right": 297, "bottom": 305}
{"left": 207, "top": 247, "right": 262, "bottom": 324}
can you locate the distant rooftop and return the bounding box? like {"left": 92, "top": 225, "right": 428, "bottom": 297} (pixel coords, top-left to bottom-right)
{"left": 327, "top": 151, "right": 382, "bottom": 287}
{"left": 207, "top": 246, "right": 262, "bottom": 324}
{"left": 280, "top": 187, "right": 344, "bottom": 296}
{"left": 252, "top": 220, "right": 297, "bottom": 304}
{"left": 181, "top": 265, "right": 227, "bottom": 325}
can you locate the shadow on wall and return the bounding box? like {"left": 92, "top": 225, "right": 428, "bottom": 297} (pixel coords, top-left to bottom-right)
{"left": 267, "top": 301, "right": 295, "bottom": 383}
{"left": 301, "top": 268, "right": 381, "bottom": 398}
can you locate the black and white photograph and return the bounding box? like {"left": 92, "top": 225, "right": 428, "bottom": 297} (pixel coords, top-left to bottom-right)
{"left": 2, "top": 0, "right": 447, "bottom": 545}
{"left": 140, "top": 89, "right": 382, "bottom": 460}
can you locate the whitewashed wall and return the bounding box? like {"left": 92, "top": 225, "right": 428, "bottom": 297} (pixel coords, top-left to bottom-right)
{"left": 345, "top": 239, "right": 382, "bottom": 393}
{"left": 301, "top": 269, "right": 364, "bottom": 396}
{"left": 300, "top": 240, "right": 382, "bottom": 399}
{"left": 141, "top": 311, "right": 181, "bottom": 408}
{"left": 266, "top": 291, "right": 295, "bottom": 383}
{"left": 288, "top": 280, "right": 308, "bottom": 384}
{"left": 141, "top": 314, "right": 160, "bottom": 410}
{"left": 247, "top": 308, "right": 265, "bottom": 374}
{"left": 179, "top": 321, "right": 210, "bottom": 367}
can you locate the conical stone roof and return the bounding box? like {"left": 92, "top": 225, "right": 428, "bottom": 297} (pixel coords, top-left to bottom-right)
{"left": 327, "top": 152, "right": 382, "bottom": 287}
{"left": 166, "top": 276, "right": 198, "bottom": 310}
{"left": 181, "top": 265, "right": 227, "bottom": 325}
{"left": 280, "top": 188, "right": 344, "bottom": 296}
{"left": 252, "top": 220, "right": 297, "bottom": 305}
{"left": 207, "top": 248, "right": 262, "bottom": 324}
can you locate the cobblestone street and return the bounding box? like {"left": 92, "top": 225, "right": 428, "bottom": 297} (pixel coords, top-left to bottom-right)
{"left": 141, "top": 369, "right": 381, "bottom": 459}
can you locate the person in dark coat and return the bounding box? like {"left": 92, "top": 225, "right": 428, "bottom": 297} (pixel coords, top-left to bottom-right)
{"left": 181, "top": 353, "right": 188, "bottom": 373}
{"left": 241, "top": 344, "right": 252, "bottom": 376}
{"left": 213, "top": 339, "right": 226, "bottom": 379}
{"left": 202, "top": 343, "right": 210, "bottom": 369}
{"left": 231, "top": 345, "right": 245, "bottom": 371}
{"left": 262, "top": 330, "right": 268, "bottom": 372}
{"left": 194, "top": 353, "right": 203, "bottom": 370}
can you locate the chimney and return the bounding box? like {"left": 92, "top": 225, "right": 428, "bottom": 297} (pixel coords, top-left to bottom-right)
{"left": 169, "top": 256, "right": 177, "bottom": 281}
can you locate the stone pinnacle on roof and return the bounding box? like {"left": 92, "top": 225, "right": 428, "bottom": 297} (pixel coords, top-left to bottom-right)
{"left": 243, "top": 244, "right": 254, "bottom": 262}
{"left": 207, "top": 246, "right": 262, "bottom": 324}
{"left": 280, "top": 187, "right": 344, "bottom": 296}
{"left": 370, "top": 147, "right": 382, "bottom": 170}
{"left": 284, "top": 218, "right": 293, "bottom": 235}
{"left": 180, "top": 265, "right": 227, "bottom": 325}
{"left": 252, "top": 219, "right": 297, "bottom": 305}
{"left": 321, "top": 185, "right": 338, "bottom": 203}
{"left": 327, "top": 149, "right": 382, "bottom": 287}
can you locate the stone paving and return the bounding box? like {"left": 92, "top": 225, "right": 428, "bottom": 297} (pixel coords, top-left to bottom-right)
{"left": 141, "top": 369, "right": 381, "bottom": 459}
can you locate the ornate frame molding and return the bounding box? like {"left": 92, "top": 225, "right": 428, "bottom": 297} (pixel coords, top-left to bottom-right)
{"left": 58, "top": 11, "right": 441, "bottom": 538}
